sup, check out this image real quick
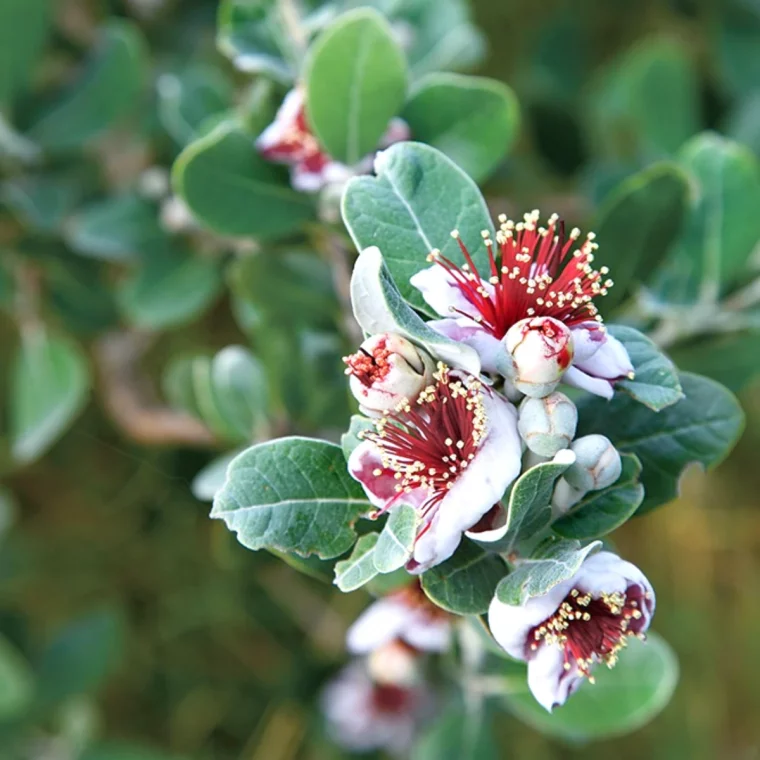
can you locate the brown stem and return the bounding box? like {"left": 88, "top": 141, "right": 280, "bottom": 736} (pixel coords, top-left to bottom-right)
{"left": 94, "top": 330, "right": 217, "bottom": 447}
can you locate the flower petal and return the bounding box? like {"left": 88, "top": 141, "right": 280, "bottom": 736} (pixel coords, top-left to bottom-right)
{"left": 562, "top": 365, "right": 615, "bottom": 399}
{"left": 410, "top": 265, "right": 484, "bottom": 321}
{"left": 346, "top": 599, "right": 411, "bottom": 654}
{"left": 255, "top": 88, "right": 304, "bottom": 158}
{"left": 427, "top": 318, "right": 506, "bottom": 373}
{"left": 570, "top": 322, "right": 607, "bottom": 363}
{"left": 403, "top": 616, "right": 452, "bottom": 653}
{"left": 527, "top": 644, "right": 583, "bottom": 712}
{"left": 574, "top": 333, "right": 633, "bottom": 381}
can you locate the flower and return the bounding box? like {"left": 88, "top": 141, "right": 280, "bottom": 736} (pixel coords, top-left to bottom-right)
{"left": 321, "top": 656, "right": 431, "bottom": 755}
{"left": 344, "top": 334, "right": 435, "bottom": 416}
{"left": 348, "top": 363, "right": 522, "bottom": 573}
{"left": 488, "top": 551, "right": 655, "bottom": 711}
{"left": 256, "top": 88, "right": 410, "bottom": 193}
{"left": 409, "top": 211, "right": 634, "bottom": 398}
{"left": 347, "top": 582, "right": 452, "bottom": 655}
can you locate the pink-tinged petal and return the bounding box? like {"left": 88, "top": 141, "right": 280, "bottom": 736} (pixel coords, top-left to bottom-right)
{"left": 409, "top": 265, "right": 486, "bottom": 321}
{"left": 411, "top": 389, "right": 522, "bottom": 571}
{"left": 255, "top": 89, "right": 305, "bottom": 157}
{"left": 527, "top": 644, "right": 583, "bottom": 712}
{"left": 427, "top": 318, "right": 506, "bottom": 373}
{"left": 465, "top": 503, "right": 509, "bottom": 543}
{"left": 346, "top": 599, "right": 411, "bottom": 654}
{"left": 291, "top": 164, "right": 329, "bottom": 193}
{"left": 403, "top": 616, "right": 452, "bottom": 653}
{"left": 574, "top": 333, "right": 633, "bottom": 381}
{"left": 562, "top": 365, "right": 614, "bottom": 399}
{"left": 488, "top": 578, "right": 577, "bottom": 660}
{"left": 380, "top": 118, "right": 411, "bottom": 147}
{"left": 570, "top": 322, "right": 607, "bottom": 363}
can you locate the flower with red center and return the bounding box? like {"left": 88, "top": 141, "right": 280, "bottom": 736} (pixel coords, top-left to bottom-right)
{"left": 348, "top": 363, "right": 521, "bottom": 573}
{"left": 256, "top": 88, "right": 410, "bottom": 193}
{"left": 488, "top": 551, "right": 655, "bottom": 711}
{"left": 409, "top": 210, "right": 634, "bottom": 398}
{"left": 343, "top": 333, "right": 435, "bottom": 415}
{"left": 347, "top": 581, "right": 452, "bottom": 654}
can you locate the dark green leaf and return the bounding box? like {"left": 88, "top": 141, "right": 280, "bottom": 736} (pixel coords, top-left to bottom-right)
{"left": 0, "top": 635, "right": 33, "bottom": 720}
{"left": 173, "top": 121, "right": 314, "bottom": 238}
{"left": 421, "top": 540, "right": 506, "bottom": 615}
{"left": 576, "top": 372, "right": 744, "bottom": 514}
{"left": 0, "top": 0, "right": 51, "bottom": 104}
{"left": 211, "top": 438, "right": 371, "bottom": 559}
{"left": 342, "top": 141, "right": 493, "bottom": 310}
{"left": 374, "top": 504, "right": 418, "bottom": 573}
{"left": 553, "top": 454, "right": 644, "bottom": 540}
{"left": 305, "top": 8, "right": 407, "bottom": 164}
{"left": 341, "top": 414, "right": 374, "bottom": 461}
{"left": 412, "top": 703, "right": 497, "bottom": 760}
{"left": 402, "top": 73, "right": 519, "bottom": 182}
{"left": 334, "top": 533, "right": 380, "bottom": 591}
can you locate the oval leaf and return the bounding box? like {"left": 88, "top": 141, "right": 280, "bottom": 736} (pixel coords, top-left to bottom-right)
{"left": 211, "top": 437, "right": 371, "bottom": 559}
{"left": 334, "top": 533, "right": 380, "bottom": 591}
{"left": 305, "top": 8, "right": 407, "bottom": 164}
{"left": 373, "top": 504, "right": 418, "bottom": 573}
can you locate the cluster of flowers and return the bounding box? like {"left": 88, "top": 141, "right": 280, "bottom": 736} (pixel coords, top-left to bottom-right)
{"left": 340, "top": 211, "right": 656, "bottom": 711}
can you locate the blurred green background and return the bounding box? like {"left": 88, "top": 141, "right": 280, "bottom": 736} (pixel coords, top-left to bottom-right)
{"left": 3, "top": 0, "right": 760, "bottom": 757}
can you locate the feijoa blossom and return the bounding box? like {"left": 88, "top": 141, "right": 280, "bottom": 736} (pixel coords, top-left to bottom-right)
{"left": 347, "top": 582, "right": 452, "bottom": 655}
{"left": 256, "top": 88, "right": 409, "bottom": 193}
{"left": 488, "top": 551, "right": 655, "bottom": 711}
{"left": 344, "top": 334, "right": 435, "bottom": 416}
{"left": 410, "top": 211, "right": 634, "bottom": 398}
{"left": 348, "top": 364, "right": 522, "bottom": 573}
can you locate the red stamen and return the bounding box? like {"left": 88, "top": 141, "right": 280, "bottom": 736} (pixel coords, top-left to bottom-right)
{"left": 344, "top": 338, "right": 392, "bottom": 388}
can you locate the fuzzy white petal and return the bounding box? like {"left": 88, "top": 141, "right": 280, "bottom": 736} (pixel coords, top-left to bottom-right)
{"left": 346, "top": 599, "right": 411, "bottom": 654}
{"left": 527, "top": 644, "right": 583, "bottom": 711}
{"left": 255, "top": 88, "right": 303, "bottom": 152}
{"left": 427, "top": 318, "right": 506, "bottom": 373}
{"left": 409, "top": 265, "right": 484, "bottom": 321}
{"left": 570, "top": 323, "right": 607, "bottom": 363}
{"left": 562, "top": 365, "right": 615, "bottom": 399}
{"left": 402, "top": 616, "right": 452, "bottom": 653}
{"left": 574, "top": 333, "right": 633, "bottom": 380}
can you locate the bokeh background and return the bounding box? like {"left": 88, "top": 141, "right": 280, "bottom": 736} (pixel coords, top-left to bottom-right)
{"left": 3, "top": 0, "right": 760, "bottom": 758}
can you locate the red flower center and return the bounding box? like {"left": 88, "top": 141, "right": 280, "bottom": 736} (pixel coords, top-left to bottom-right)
{"left": 371, "top": 683, "right": 413, "bottom": 714}
{"left": 258, "top": 101, "right": 330, "bottom": 172}
{"left": 528, "top": 585, "right": 651, "bottom": 680}
{"left": 430, "top": 211, "right": 613, "bottom": 339}
{"left": 344, "top": 339, "right": 392, "bottom": 387}
{"left": 364, "top": 365, "right": 487, "bottom": 519}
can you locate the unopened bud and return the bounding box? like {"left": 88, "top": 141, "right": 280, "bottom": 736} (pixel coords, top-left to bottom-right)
{"left": 368, "top": 641, "right": 419, "bottom": 686}
{"left": 344, "top": 334, "right": 434, "bottom": 415}
{"left": 504, "top": 317, "right": 574, "bottom": 398}
{"left": 551, "top": 477, "right": 586, "bottom": 516}
{"left": 565, "top": 434, "right": 622, "bottom": 492}
{"left": 518, "top": 392, "right": 577, "bottom": 457}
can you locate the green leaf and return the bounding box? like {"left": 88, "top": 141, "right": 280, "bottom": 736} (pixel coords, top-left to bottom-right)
{"left": 173, "top": 121, "right": 314, "bottom": 238}
{"left": 553, "top": 454, "right": 644, "bottom": 540}
{"left": 305, "top": 8, "right": 407, "bottom": 164}
{"left": 350, "top": 245, "right": 481, "bottom": 374}
{"left": 217, "top": 0, "right": 293, "bottom": 82}
{"left": 576, "top": 372, "right": 744, "bottom": 514}
{"left": 342, "top": 141, "right": 493, "bottom": 310}
{"left": 500, "top": 453, "right": 574, "bottom": 548}
{"left": 81, "top": 742, "right": 189, "bottom": 760}
{"left": 334, "top": 533, "right": 380, "bottom": 591}
{"left": 609, "top": 325, "right": 683, "bottom": 411}
{"left": 421, "top": 540, "right": 506, "bottom": 615}
{"left": 117, "top": 242, "right": 222, "bottom": 329}
{"left": 588, "top": 37, "right": 699, "bottom": 160}
{"left": 374, "top": 504, "right": 418, "bottom": 573}
{"left": 28, "top": 21, "right": 147, "bottom": 151}
{"left": 412, "top": 703, "right": 497, "bottom": 760}
{"left": 0, "top": 0, "right": 51, "bottom": 104}
{"left": 10, "top": 328, "right": 89, "bottom": 465}
{"left": 0, "top": 635, "right": 34, "bottom": 720}
{"left": 503, "top": 633, "right": 678, "bottom": 741}
{"left": 35, "top": 608, "right": 125, "bottom": 708}
{"left": 654, "top": 133, "right": 760, "bottom": 304}
{"left": 341, "top": 414, "right": 374, "bottom": 461}
{"left": 192, "top": 449, "right": 244, "bottom": 502}
{"left": 157, "top": 65, "right": 234, "bottom": 146}
{"left": 594, "top": 162, "right": 689, "bottom": 311}
{"left": 402, "top": 73, "right": 519, "bottom": 183}
{"left": 211, "top": 437, "right": 371, "bottom": 559}
{"left": 65, "top": 194, "right": 164, "bottom": 261}
{"left": 495, "top": 538, "right": 602, "bottom": 606}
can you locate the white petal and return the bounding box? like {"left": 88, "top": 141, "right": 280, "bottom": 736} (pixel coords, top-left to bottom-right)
{"left": 346, "top": 599, "right": 411, "bottom": 654}
{"left": 409, "top": 265, "right": 483, "bottom": 321}
{"left": 527, "top": 644, "right": 583, "bottom": 711}
{"left": 562, "top": 365, "right": 614, "bottom": 399}
{"left": 488, "top": 577, "right": 576, "bottom": 660}
{"left": 411, "top": 389, "right": 522, "bottom": 571}
{"left": 574, "top": 333, "right": 633, "bottom": 381}
{"left": 570, "top": 323, "right": 606, "bottom": 363}
{"left": 380, "top": 117, "right": 411, "bottom": 147}
{"left": 291, "top": 164, "right": 327, "bottom": 193}
{"left": 427, "top": 318, "right": 506, "bottom": 373}
{"left": 465, "top": 504, "right": 509, "bottom": 543}
{"left": 255, "top": 88, "right": 303, "bottom": 152}
{"left": 402, "top": 616, "right": 452, "bottom": 653}
{"left": 347, "top": 441, "right": 422, "bottom": 511}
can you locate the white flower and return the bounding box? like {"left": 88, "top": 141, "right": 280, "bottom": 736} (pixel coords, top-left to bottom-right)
{"left": 347, "top": 582, "right": 452, "bottom": 655}
{"left": 256, "top": 88, "right": 410, "bottom": 193}
{"left": 343, "top": 333, "right": 435, "bottom": 416}
{"left": 488, "top": 551, "right": 655, "bottom": 711}
{"left": 348, "top": 364, "right": 522, "bottom": 573}
{"left": 409, "top": 211, "right": 634, "bottom": 398}
{"left": 321, "top": 657, "right": 431, "bottom": 755}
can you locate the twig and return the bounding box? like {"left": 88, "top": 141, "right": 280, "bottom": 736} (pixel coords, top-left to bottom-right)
{"left": 94, "top": 330, "right": 217, "bottom": 447}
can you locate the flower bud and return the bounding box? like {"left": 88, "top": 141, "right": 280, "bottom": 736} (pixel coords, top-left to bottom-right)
{"left": 344, "top": 334, "right": 435, "bottom": 415}
{"left": 504, "top": 317, "right": 574, "bottom": 398}
{"left": 517, "top": 392, "right": 578, "bottom": 457}
{"left": 551, "top": 477, "right": 586, "bottom": 516}
{"left": 564, "top": 434, "right": 622, "bottom": 492}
